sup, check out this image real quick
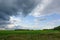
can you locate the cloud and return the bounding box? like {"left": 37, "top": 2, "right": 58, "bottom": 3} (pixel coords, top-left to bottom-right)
{"left": 0, "top": 0, "right": 39, "bottom": 29}
{"left": 31, "top": 0, "right": 52, "bottom": 17}
{"left": 42, "top": 19, "right": 60, "bottom": 29}
{"left": 0, "top": 0, "right": 60, "bottom": 29}
{"left": 34, "top": 18, "right": 46, "bottom": 26}
{"left": 43, "top": 0, "right": 60, "bottom": 15}
{"left": 29, "top": 0, "right": 60, "bottom": 29}
{"left": 31, "top": 0, "right": 60, "bottom": 17}
{"left": 0, "top": 0, "right": 36, "bottom": 21}
{"left": 0, "top": 28, "right": 5, "bottom": 30}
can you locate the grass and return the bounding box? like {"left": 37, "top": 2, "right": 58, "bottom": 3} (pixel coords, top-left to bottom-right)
{"left": 0, "top": 30, "right": 60, "bottom": 40}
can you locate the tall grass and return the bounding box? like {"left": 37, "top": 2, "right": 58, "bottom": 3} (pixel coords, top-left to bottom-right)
{"left": 0, "top": 30, "right": 60, "bottom": 40}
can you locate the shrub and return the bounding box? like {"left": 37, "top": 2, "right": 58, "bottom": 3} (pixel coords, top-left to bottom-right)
{"left": 53, "top": 26, "right": 60, "bottom": 30}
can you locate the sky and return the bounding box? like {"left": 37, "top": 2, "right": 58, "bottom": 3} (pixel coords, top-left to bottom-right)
{"left": 0, "top": 0, "right": 60, "bottom": 30}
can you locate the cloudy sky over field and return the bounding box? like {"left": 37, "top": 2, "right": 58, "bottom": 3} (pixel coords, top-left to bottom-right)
{"left": 0, "top": 0, "right": 60, "bottom": 30}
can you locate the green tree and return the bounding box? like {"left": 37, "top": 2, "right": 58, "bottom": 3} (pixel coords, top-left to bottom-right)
{"left": 54, "top": 26, "right": 60, "bottom": 30}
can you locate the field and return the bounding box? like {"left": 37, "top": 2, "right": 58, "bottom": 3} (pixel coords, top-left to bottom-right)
{"left": 0, "top": 30, "right": 60, "bottom": 40}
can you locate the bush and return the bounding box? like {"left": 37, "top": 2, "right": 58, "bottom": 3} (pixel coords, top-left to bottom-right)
{"left": 53, "top": 26, "right": 60, "bottom": 30}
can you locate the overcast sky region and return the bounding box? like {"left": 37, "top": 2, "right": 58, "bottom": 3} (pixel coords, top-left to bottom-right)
{"left": 0, "top": 0, "right": 60, "bottom": 30}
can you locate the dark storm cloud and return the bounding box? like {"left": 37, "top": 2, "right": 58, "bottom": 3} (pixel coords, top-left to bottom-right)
{"left": 0, "top": 0, "right": 36, "bottom": 20}
{"left": 0, "top": 20, "right": 11, "bottom": 28}
{"left": 0, "top": 0, "right": 40, "bottom": 29}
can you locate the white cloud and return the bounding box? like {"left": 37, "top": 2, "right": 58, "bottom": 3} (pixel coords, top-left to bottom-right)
{"left": 6, "top": 16, "right": 22, "bottom": 29}
{"left": 0, "top": 28, "right": 5, "bottom": 30}
{"left": 29, "top": 0, "right": 60, "bottom": 30}
{"left": 7, "top": 24, "right": 15, "bottom": 29}
{"left": 34, "top": 18, "right": 46, "bottom": 26}
{"left": 30, "top": 0, "right": 60, "bottom": 17}
{"left": 42, "top": 19, "right": 60, "bottom": 29}
{"left": 31, "top": 0, "right": 52, "bottom": 17}
{"left": 10, "top": 16, "right": 22, "bottom": 24}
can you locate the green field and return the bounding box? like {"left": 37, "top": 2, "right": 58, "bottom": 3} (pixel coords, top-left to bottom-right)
{"left": 0, "top": 30, "right": 60, "bottom": 40}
